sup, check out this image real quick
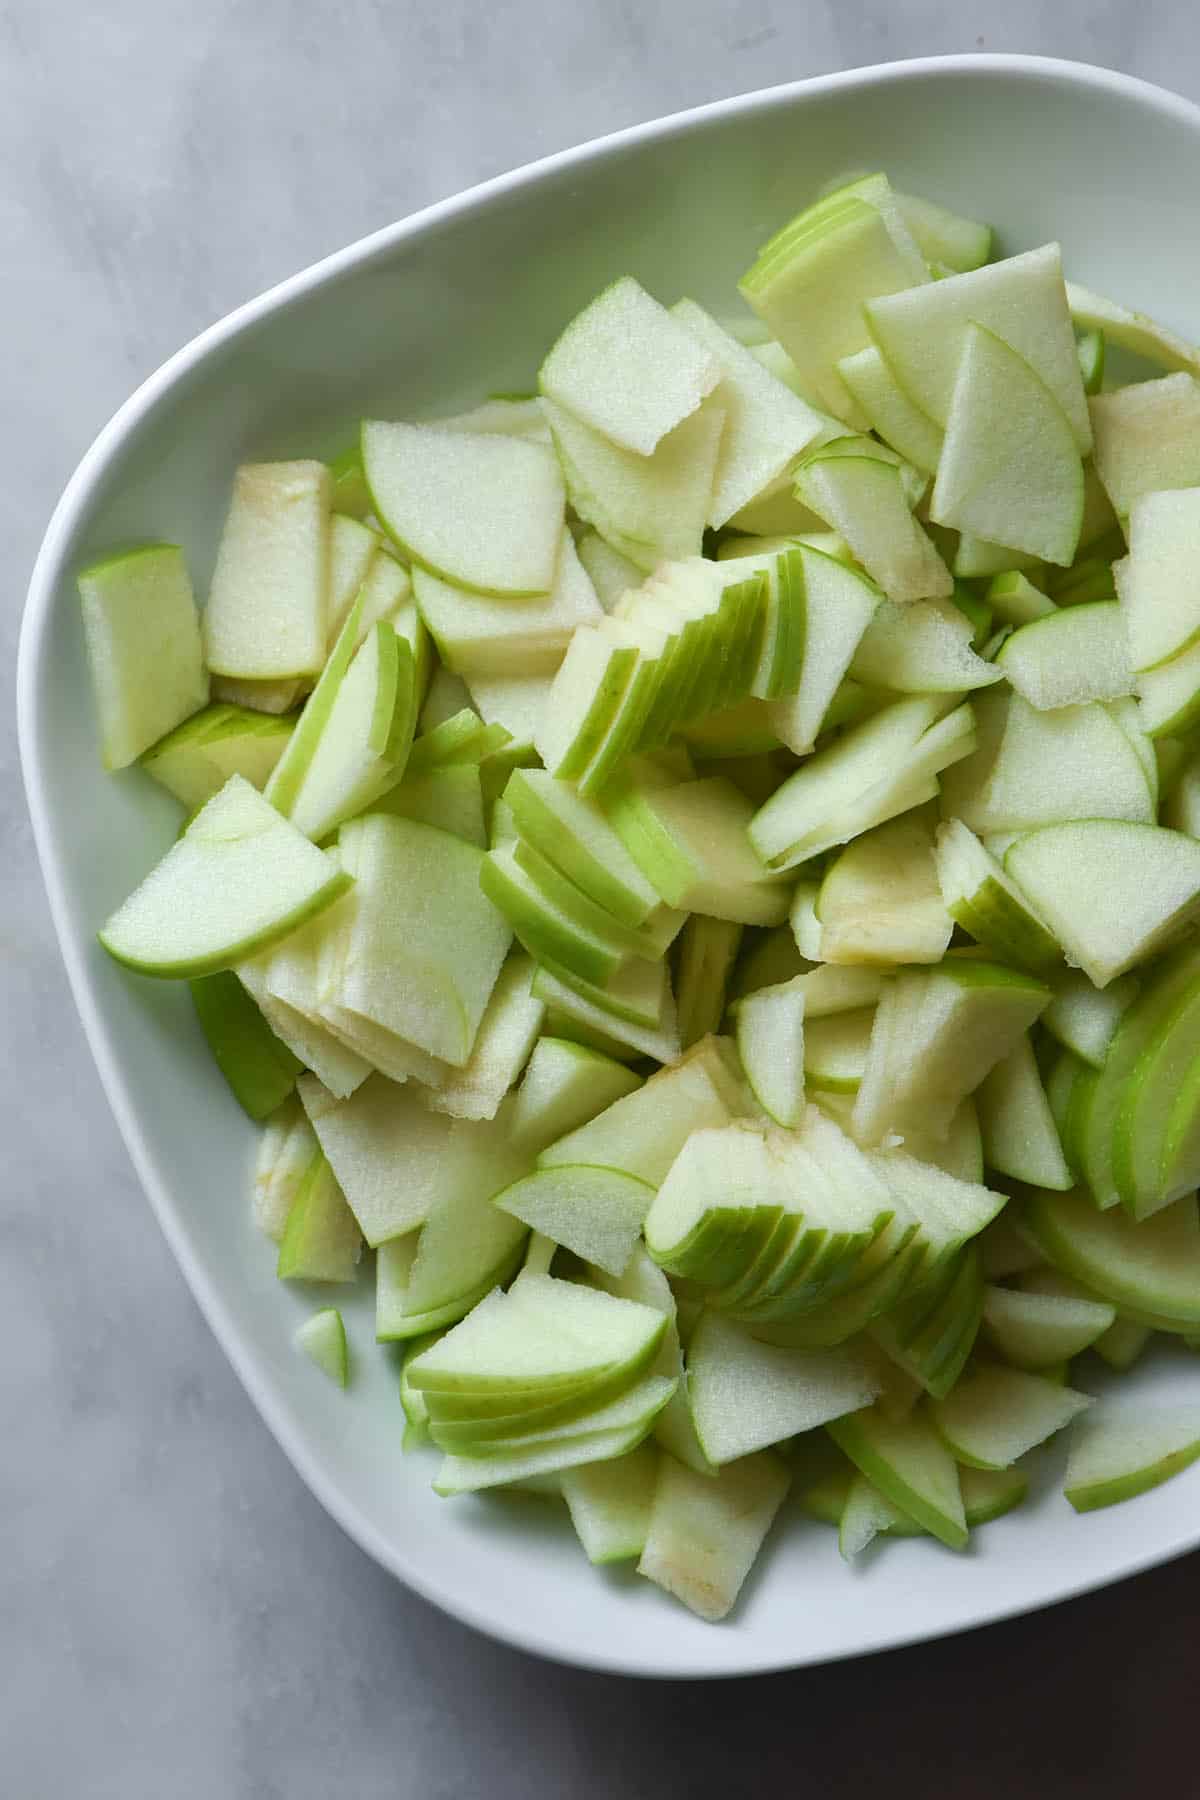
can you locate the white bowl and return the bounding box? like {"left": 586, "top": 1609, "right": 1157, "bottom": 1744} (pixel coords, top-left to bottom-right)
{"left": 20, "top": 54, "right": 1200, "bottom": 1678}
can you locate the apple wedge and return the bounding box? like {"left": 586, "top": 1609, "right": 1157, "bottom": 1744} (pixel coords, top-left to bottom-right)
{"left": 1004, "top": 820, "right": 1200, "bottom": 988}
{"left": 204, "top": 461, "right": 332, "bottom": 679}
{"left": 99, "top": 776, "right": 350, "bottom": 978}
{"left": 424, "top": 956, "right": 544, "bottom": 1123}
{"left": 1064, "top": 1405, "right": 1200, "bottom": 1512}
{"left": 362, "top": 420, "right": 564, "bottom": 597}
{"left": 79, "top": 543, "right": 208, "bottom": 769}
{"left": 294, "top": 1307, "right": 349, "bottom": 1387}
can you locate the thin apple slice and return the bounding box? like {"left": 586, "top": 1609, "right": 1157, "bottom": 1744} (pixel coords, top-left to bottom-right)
{"left": 1089, "top": 373, "right": 1200, "bottom": 518}
{"left": 1005, "top": 821, "right": 1200, "bottom": 988}
{"left": 732, "top": 977, "right": 806, "bottom": 1128}
{"left": 852, "top": 960, "right": 1050, "bottom": 1148}
{"left": 294, "top": 1307, "right": 349, "bottom": 1386}
{"left": 868, "top": 1248, "right": 983, "bottom": 1398}
{"left": 795, "top": 453, "right": 952, "bottom": 601}
{"left": 675, "top": 916, "right": 744, "bottom": 1050}
{"left": 800, "top": 966, "right": 886, "bottom": 1017}
{"left": 509, "top": 1038, "right": 641, "bottom": 1152}
{"left": 79, "top": 543, "right": 208, "bottom": 769}
{"left": 239, "top": 933, "right": 371, "bottom": 1101}
{"left": 362, "top": 420, "right": 564, "bottom": 596}
{"left": 671, "top": 299, "right": 827, "bottom": 524}
{"left": 252, "top": 1098, "right": 319, "bottom": 1243}
{"left": 1019, "top": 1184, "right": 1200, "bottom": 1325}
{"left": 939, "top": 690, "right": 1154, "bottom": 834}
{"left": 837, "top": 344, "right": 944, "bottom": 473}
{"left": 827, "top": 1404, "right": 967, "bottom": 1549}
{"left": 377, "top": 763, "right": 485, "bottom": 848}
{"left": 637, "top": 1448, "right": 790, "bottom": 1621}
{"left": 538, "top": 1042, "right": 738, "bottom": 1184}
{"left": 481, "top": 843, "right": 635, "bottom": 988}
{"left": 977, "top": 1035, "right": 1072, "bottom": 1190}
{"left": 750, "top": 694, "right": 970, "bottom": 871}
{"left": 849, "top": 597, "right": 1000, "bottom": 693}
{"left": 423, "top": 956, "right": 544, "bottom": 1123}
{"left": 765, "top": 546, "right": 881, "bottom": 753}
{"left": 1115, "top": 488, "right": 1200, "bottom": 672}
{"left": 1067, "top": 281, "right": 1200, "bottom": 377}
{"left": 865, "top": 243, "right": 1090, "bottom": 450}
{"left": 504, "top": 767, "right": 664, "bottom": 926}
{"left": 816, "top": 809, "right": 952, "bottom": 966}
{"left": 410, "top": 528, "right": 600, "bottom": 676}
{"left": 930, "top": 323, "right": 1083, "bottom": 565}
{"left": 1064, "top": 1404, "right": 1200, "bottom": 1512}
{"left": 996, "top": 602, "right": 1132, "bottom": 709}
{"left": 934, "top": 819, "right": 1060, "bottom": 976}
{"left": 494, "top": 1166, "right": 654, "bottom": 1278}
{"left": 985, "top": 570, "right": 1056, "bottom": 625}
{"left": 575, "top": 529, "right": 643, "bottom": 610}
{"left": 540, "top": 276, "right": 721, "bottom": 455}
{"left": 601, "top": 773, "right": 790, "bottom": 926}
{"left": 99, "top": 776, "right": 349, "bottom": 978}
{"left": 276, "top": 1153, "right": 361, "bottom": 1283}
{"left": 325, "top": 513, "right": 379, "bottom": 644}
{"left": 895, "top": 189, "right": 992, "bottom": 271}
{"left": 839, "top": 1473, "right": 915, "bottom": 1558}
{"left": 530, "top": 963, "right": 680, "bottom": 1064}
{"left": 1135, "top": 630, "right": 1200, "bottom": 737}
{"left": 739, "top": 181, "right": 928, "bottom": 422}
{"left": 1036, "top": 972, "right": 1144, "bottom": 1065}
{"left": 543, "top": 393, "right": 724, "bottom": 572}
{"left": 686, "top": 1312, "right": 881, "bottom": 1464}
{"left": 189, "top": 970, "right": 301, "bottom": 1120}
{"left": 560, "top": 1443, "right": 659, "bottom": 1564}
{"left": 142, "top": 703, "right": 293, "bottom": 811}
{"left": 931, "top": 1365, "right": 1091, "bottom": 1469}
{"left": 204, "top": 461, "right": 332, "bottom": 679}
{"left": 1092, "top": 1318, "right": 1153, "bottom": 1372}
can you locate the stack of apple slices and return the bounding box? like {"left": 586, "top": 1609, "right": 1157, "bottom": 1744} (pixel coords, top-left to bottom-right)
{"left": 81, "top": 165, "right": 1200, "bottom": 1626}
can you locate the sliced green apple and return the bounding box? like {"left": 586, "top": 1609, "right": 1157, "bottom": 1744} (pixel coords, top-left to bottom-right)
{"left": 931, "top": 1364, "right": 1090, "bottom": 1468}
{"left": 294, "top": 1307, "right": 349, "bottom": 1386}
{"left": 686, "top": 1312, "right": 881, "bottom": 1464}
{"left": 78, "top": 543, "right": 208, "bottom": 769}
{"left": 1064, "top": 1404, "right": 1200, "bottom": 1512}
{"left": 204, "top": 461, "right": 331, "bottom": 679}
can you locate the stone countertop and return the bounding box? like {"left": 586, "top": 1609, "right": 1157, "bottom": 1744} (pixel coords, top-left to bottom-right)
{"left": 4, "top": 6, "right": 1199, "bottom": 1795}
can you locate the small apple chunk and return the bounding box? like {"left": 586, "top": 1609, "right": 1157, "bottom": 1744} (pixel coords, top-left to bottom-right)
{"left": 294, "top": 1307, "right": 349, "bottom": 1387}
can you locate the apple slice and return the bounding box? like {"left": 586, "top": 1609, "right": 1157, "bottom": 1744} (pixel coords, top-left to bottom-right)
{"left": 559, "top": 1443, "right": 659, "bottom": 1565}
{"left": 838, "top": 1473, "right": 916, "bottom": 1558}
{"left": 495, "top": 1165, "right": 653, "bottom": 1278}
{"left": 865, "top": 243, "right": 1090, "bottom": 450}
{"left": 362, "top": 420, "right": 564, "bottom": 597}
{"left": 433, "top": 1403, "right": 669, "bottom": 1495}
{"left": 765, "top": 545, "right": 881, "bottom": 753}
{"left": 542, "top": 393, "right": 724, "bottom": 572}
{"left": 816, "top": 809, "right": 953, "bottom": 966}
{"left": 837, "top": 344, "right": 944, "bottom": 473}
{"left": 931, "top": 1364, "right": 1090, "bottom": 1469}
{"left": 637, "top": 1448, "right": 790, "bottom": 1621}
{"left": 575, "top": 529, "right": 643, "bottom": 610}
{"left": 827, "top": 1404, "right": 967, "bottom": 1548}
{"left": 1043, "top": 979, "right": 1144, "bottom": 1072}
{"left": 538, "top": 1042, "right": 738, "bottom": 1184}
{"left": 977, "top": 1035, "right": 1072, "bottom": 1190}
{"left": 601, "top": 773, "right": 790, "bottom": 926}
{"left": 940, "top": 690, "right": 1155, "bottom": 834}
{"left": 686, "top": 1312, "right": 881, "bottom": 1464}
{"left": 1022, "top": 1187, "right": 1200, "bottom": 1330}
{"left": 1115, "top": 487, "right": 1200, "bottom": 672}
{"left": 294, "top": 1307, "right": 349, "bottom": 1387}
{"left": 931, "top": 324, "right": 1084, "bottom": 566}
{"left": 505, "top": 769, "right": 662, "bottom": 927}
{"left": 795, "top": 453, "right": 952, "bottom": 601}
{"left": 1134, "top": 631, "right": 1200, "bottom": 738}
{"left": 189, "top": 970, "right": 301, "bottom": 1120}
{"left": 1067, "top": 281, "right": 1200, "bottom": 377}
{"left": 238, "top": 937, "right": 370, "bottom": 1102}
{"left": 325, "top": 513, "right": 379, "bottom": 645}
{"left": 1089, "top": 373, "right": 1200, "bottom": 518}
{"left": 677, "top": 916, "right": 745, "bottom": 1051}
{"left": 732, "top": 978, "right": 806, "bottom": 1128}
{"left": 986, "top": 570, "right": 1056, "bottom": 626}
{"left": 799, "top": 966, "right": 886, "bottom": 1018}
{"left": 750, "top": 695, "right": 971, "bottom": 870}
{"left": 509, "top": 1037, "right": 641, "bottom": 1152}
{"left": 671, "top": 298, "right": 827, "bottom": 524}
{"left": 996, "top": 602, "right": 1133, "bottom": 709}
{"left": 334, "top": 814, "right": 510, "bottom": 1066}
{"left": 934, "top": 818, "right": 1060, "bottom": 976}
{"left": 252, "top": 1098, "right": 318, "bottom": 1243}
{"left": 895, "top": 188, "right": 992, "bottom": 271}
{"left": 849, "top": 597, "right": 1000, "bottom": 693}
{"left": 204, "top": 461, "right": 332, "bottom": 680}
{"left": 1005, "top": 821, "right": 1200, "bottom": 988}
{"left": 868, "top": 1248, "right": 984, "bottom": 1399}
{"left": 852, "top": 960, "right": 1050, "bottom": 1148}
{"left": 276, "top": 1154, "right": 361, "bottom": 1283}
{"left": 411, "top": 527, "right": 600, "bottom": 676}
{"left": 377, "top": 763, "right": 485, "bottom": 848}
{"left": 1091, "top": 1318, "right": 1153, "bottom": 1372}
{"left": 142, "top": 703, "right": 293, "bottom": 811}
{"left": 79, "top": 543, "right": 208, "bottom": 769}
{"left": 99, "top": 776, "right": 349, "bottom": 978}
{"left": 1064, "top": 1404, "right": 1200, "bottom": 1512}
{"left": 540, "top": 276, "right": 721, "bottom": 455}
{"left": 739, "top": 181, "right": 928, "bottom": 422}
{"left": 530, "top": 964, "right": 680, "bottom": 1065}
{"left": 481, "top": 844, "right": 636, "bottom": 988}
{"left": 423, "top": 956, "right": 544, "bottom": 1123}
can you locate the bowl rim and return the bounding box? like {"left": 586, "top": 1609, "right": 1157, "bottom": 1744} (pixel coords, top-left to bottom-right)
{"left": 19, "top": 52, "right": 1200, "bottom": 1678}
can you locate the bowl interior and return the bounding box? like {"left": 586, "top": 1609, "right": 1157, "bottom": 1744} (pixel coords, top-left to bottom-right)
{"left": 21, "top": 57, "right": 1200, "bottom": 1677}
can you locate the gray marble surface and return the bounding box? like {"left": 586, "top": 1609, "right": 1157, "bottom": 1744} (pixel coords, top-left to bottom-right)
{"left": 6, "top": 5, "right": 1200, "bottom": 1795}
